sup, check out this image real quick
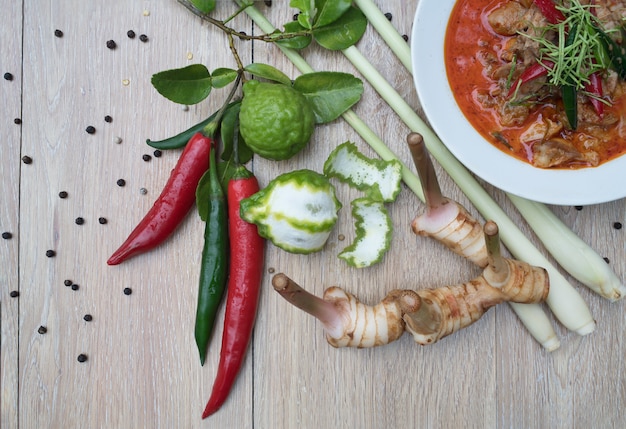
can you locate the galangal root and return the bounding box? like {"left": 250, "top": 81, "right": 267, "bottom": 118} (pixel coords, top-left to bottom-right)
{"left": 406, "top": 132, "right": 488, "bottom": 267}
{"left": 406, "top": 132, "right": 578, "bottom": 351}
{"left": 272, "top": 221, "right": 549, "bottom": 347}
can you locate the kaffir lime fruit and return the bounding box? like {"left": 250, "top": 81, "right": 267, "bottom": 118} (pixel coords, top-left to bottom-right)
{"left": 239, "top": 80, "right": 316, "bottom": 161}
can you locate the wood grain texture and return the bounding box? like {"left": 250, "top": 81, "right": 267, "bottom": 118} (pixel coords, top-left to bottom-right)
{"left": 2, "top": 1, "right": 625, "bottom": 428}
{"left": 1, "top": 1, "right": 23, "bottom": 429}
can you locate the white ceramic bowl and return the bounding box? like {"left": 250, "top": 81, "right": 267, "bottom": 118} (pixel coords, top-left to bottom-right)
{"left": 411, "top": 0, "right": 626, "bottom": 206}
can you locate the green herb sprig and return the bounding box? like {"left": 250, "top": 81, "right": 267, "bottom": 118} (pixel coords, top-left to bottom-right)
{"left": 523, "top": 0, "right": 610, "bottom": 89}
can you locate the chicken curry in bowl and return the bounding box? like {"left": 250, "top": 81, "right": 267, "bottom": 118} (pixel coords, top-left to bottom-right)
{"left": 445, "top": 0, "right": 626, "bottom": 169}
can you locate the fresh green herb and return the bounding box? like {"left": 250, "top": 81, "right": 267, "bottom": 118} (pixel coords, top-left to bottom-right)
{"left": 522, "top": 0, "right": 612, "bottom": 89}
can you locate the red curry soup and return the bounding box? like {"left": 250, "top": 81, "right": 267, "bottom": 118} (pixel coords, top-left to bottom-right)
{"left": 445, "top": 0, "right": 626, "bottom": 169}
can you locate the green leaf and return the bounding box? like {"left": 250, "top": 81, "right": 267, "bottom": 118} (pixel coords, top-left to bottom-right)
{"left": 220, "top": 101, "right": 241, "bottom": 159}
{"left": 291, "top": 0, "right": 313, "bottom": 29}
{"left": 210, "top": 68, "right": 238, "bottom": 88}
{"left": 196, "top": 170, "right": 211, "bottom": 221}
{"left": 313, "top": 7, "right": 367, "bottom": 51}
{"left": 275, "top": 21, "right": 312, "bottom": 50}
{"left": 217, "top": 161, "right": 237, "bottom": 194}
{"left": 151, "top": 64, "right": 212, "bottom": 105}
{"left": 189, "top": 0, "right": 216, "bottom": 13}
{"left": 220, "top": 101, "right": 253, "bottom": 164}
{"left": 297, "top": 13, "right": 312, "bottom": 30}
{"left": 313, "top": 0, "right": 352, "bottom": 28}
{"left": 293, "top": 72, "right": 363, "bottom": 123}
{"left": 244, "top": 63, "right": 292, "bottom": 85}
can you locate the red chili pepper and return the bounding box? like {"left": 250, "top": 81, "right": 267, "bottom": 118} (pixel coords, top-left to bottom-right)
{"left": 202, "top": 166, "right": 264, "bottom": 419}
{"left": 107, "top": 132, "right": 212, "bottom": 265}
{"left": 585, "top": 71, "right": 604, "bottom": 118}
{"left": 534, "top": 0, "right": 566, "bottom": 25}
{"left": 589, "top": 0, "right": 597, "bottom": 17}
{"left": 508, "top": 60, "right": 555, "bottom": 97}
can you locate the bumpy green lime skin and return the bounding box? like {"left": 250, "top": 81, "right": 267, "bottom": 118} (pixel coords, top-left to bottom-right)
{"left": 239, "top": 80, "right": 316, "bottom": 161}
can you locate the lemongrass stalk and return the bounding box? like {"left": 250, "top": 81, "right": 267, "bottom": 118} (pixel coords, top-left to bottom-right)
{"left": 508, "top": 195, "right": 626, "bottom": 301}
{"left": 353, "top": 0, "right": 414, "bottom": 74}
{"left": 228, "top": 0, "right": 563, "bottom": 349}
{"left": 355, "top": 0, "right": 624, "bottom": 301}
{"left": 353, "top": 0, "right": 413, "bottom": 71}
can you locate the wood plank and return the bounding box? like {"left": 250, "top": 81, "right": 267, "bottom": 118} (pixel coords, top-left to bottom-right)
{"left": 1, "top": 1, "right": 23, "bottom": 428}
{"left": 497, "top": 199, "right": 626, "bottom": 429}
{"left": 17, "top": 1, "right": 250, "bottom": 427}
{"left": 252, "top": 3, "right": 498, "bottom": 428}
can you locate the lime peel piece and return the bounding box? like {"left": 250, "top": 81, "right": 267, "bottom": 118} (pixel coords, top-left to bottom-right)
{"left": 339, "top": 197, "right": 393, "bottom": 268}
{"left": 323, "top": 141, "right": 402, "bottom": 202}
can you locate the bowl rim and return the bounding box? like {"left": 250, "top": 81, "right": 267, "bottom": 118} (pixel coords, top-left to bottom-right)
{"left": 410, "top": 0, "right": 626, "bottom": 206}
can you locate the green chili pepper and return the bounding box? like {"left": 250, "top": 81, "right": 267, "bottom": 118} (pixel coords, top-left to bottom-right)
{"left": 146, "top": 100, "right": 241, "bottom": 150}
{"left": 561, "top": 84, "right": 578, "bottom": 130}
{"left": 194, "top": 144, "right": 229, "bottom": 366}
{"left": 595, "top": 26, "right": 626, "bottom": 79}
{"left": 562, "top": 24, "right": 579, "bottom": 130}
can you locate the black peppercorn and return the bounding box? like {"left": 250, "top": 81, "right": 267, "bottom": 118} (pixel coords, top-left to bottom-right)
{"left": 127, "top": 30, "right": 136, "bottom": 39}
{"left": 139, "top": 34, "right": 148, "bottom": 42}
{"left": 46, "top": 249, "right": 56, "bottom": 257}
{"left": 153, "top": 149, "right": 162, "bottom": 158}
{"left": 3, "top": 72, "right": 13, "bottom": 81}
{"left": 77, "top": 354, "right": 88, "bottom": 362}
{"left": 613, "top": 222, "right": 623, "bottom": 230}
{"left": 142, "top": 154, "right": 152, "bottom": 162}
{"left": 104, "top": 115, "right": 113, "bottom": 123}
{"left": 75, "top": 217, "right": 85, "bottom": 225}
{"left": 14, "top": 118, "right": 21, "bottom": 124}
{"left": 54, "top": 29, "right": 63, "bottom": 38}
{"left": 21, "top": 155, "right": 33, "bottom": 164}
{"left": 123, "top": 287, "right": 132, "bottom": 295}
{"left": 83, "top": 314, "right": 93, "bottom": 322}
{"left": 98, "top": 217, "right": 108, "bottom": 224}
{"left": 574, "top": 205, "right": 583, "bottom": 211}
{"left": 10, "top": 290, "right": 19, "bottom": 298}
{"left": 85, "top": 125, "right": 96, "bottom": 134}
{"left": 38, "top": 326, "right": 47, "bottom": 334}
{"left": 402, "top": 34, "right": 408, "bottom": 42}
{"left": 59, "top": 191, "right": 68, "bottom": 199}
{"left": 385, "top": 12, "right": 392, "bottom": 21}
{"left": 106, "top": 39, "right": 117, "bottom": 49}
{"left": 116, "top": 179, "right": 126, "bottom": 187}
{"left": 604, "top": 257, "right": 610, "bottom": 263}
{"left": 71, "top": 284, "right": 79, "bottom": 291}
{"left": 2, "top": 232, "right": 12, "bottom": 239}
{"left": 64, "top": 279, "right": 72, "bottom": 286}
{"left": 264, "top": 0, "right": 272, "bottom": 5}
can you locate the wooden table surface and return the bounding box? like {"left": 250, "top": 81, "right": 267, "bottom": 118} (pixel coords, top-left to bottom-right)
{"left": 2, "top": 1, "right": 625, "bottom": 428}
